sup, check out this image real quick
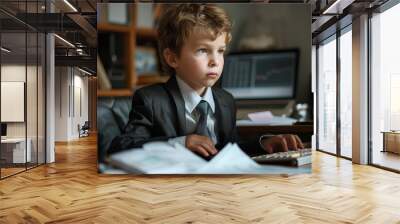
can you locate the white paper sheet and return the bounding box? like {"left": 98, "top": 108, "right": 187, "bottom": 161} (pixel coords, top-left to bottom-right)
{"left": 107, "top": 141, "right": 311, "bottom": 174}
{"left": 196, "top": 143, "right": 260, "bottom": 174}
{"left": 237, "top": 117, "right": 297, "bottom": 126}
{"left": 108, "top": 141, "right": 207, "bottom": 174}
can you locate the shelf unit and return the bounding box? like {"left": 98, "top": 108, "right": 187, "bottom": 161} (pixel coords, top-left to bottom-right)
{"left": 97, "top": 89, "right": 133, "bottom": 97}
{"left": 97, "top": 4, "right": 166, "bottom": 98}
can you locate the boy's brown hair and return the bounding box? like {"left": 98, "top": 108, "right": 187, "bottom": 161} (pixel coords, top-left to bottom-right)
{"left": 157, "top": 4, "right": 232, "bottom": 76}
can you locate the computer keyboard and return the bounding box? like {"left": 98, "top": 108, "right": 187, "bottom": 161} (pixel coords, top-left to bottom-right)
{"left": 251, "top": 148, "right": 312, "bottom": 166}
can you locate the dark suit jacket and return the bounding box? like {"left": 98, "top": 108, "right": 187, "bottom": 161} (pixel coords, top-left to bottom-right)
{"left": 108, "top": 76, "right": 265, "bottom": 157}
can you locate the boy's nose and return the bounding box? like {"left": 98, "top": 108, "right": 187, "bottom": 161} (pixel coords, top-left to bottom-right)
{"left": 208, "top": 60, "right": 217, "bottom": 67}
{"left": 208, "top": 56, "right": 219, "bottom": 67}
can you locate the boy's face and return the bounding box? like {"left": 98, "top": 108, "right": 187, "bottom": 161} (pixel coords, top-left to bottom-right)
{"left": 165, "top": 31, "right": 227, "bottom": 95}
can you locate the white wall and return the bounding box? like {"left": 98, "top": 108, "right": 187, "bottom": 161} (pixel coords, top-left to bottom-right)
{"left": 55, "top": 67, "right": 89, "bottom": 141}
{"left": 75, "top": 73, "right": 89, "bottom": 136}
{"left": 55, "top": 66, "right": 69, "bottom": 141}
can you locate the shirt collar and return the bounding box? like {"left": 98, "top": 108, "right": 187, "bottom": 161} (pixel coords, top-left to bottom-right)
{"left": 176, "top": 76, "right": 215, "bottom": 114}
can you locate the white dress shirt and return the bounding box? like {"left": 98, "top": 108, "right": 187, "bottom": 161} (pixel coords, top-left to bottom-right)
{"left": 168, "top": 76, "right": 218, "bottom": 147}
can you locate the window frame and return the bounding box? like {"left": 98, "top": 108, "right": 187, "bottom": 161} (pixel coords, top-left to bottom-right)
{"left": 315, "top": 20, "right": 353, "bottom": 160}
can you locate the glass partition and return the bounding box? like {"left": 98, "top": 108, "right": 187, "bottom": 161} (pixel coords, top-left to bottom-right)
{"left": 339, "top": 26, "right": 352, "bottom": 158}
{"left": 38, "top": 32, "right": 45, "bottom": 165}
{"left": 317, "top": 35, "right": 337, "bottom": 155}
{"left": 27, "top": 31, "right": 38, "bottom": 169}
{"left": 0, "top": 1, "right": 46, "bottom": 179}
{"left": 1, "top": 31, "right": 28, "bottom": 177}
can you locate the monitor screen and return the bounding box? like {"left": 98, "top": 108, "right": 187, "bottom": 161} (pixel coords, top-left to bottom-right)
{"left": 220, "top": 50, "right": 299, "bottom": 100}
{"left": 1, "top": 123, "right": 6, "bottom": 137}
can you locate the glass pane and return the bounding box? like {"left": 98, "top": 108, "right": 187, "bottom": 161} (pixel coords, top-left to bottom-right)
{"left": 1, "top": 31, "right": 27, "bottom": 177}
{"left": 0, "top": 1, "right": 46, "bottom": 178}
{"left": 371, "top": 3, "right": 400, "bottom": 171}
{"left": 27, "top": 0, "right": 39, "bottom": 169}
{"left": 317, "top": 36, "right": 337, "bottom": 154}
{"left": 339, "top": 28, "right": 352, "bottom": 158}
{"left": 38, "top": 33, "right": 45, "bottom": 165}
{"left": 27, "top": 31, "right": 38, "bottom": 169}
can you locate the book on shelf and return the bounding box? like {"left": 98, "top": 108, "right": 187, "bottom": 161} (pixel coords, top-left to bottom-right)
{"left": 98, "top": 32, "right": 127, "bottom": 89}
{"left": 135, "top": 46, "right": 159, "bottom": 76}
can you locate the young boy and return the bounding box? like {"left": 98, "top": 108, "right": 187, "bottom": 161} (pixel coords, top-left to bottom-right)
{"left": 108, "top": 4, "right": 304, "bottom": 158}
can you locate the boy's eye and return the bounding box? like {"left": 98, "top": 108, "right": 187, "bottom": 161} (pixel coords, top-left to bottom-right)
{"left": 218, "top": 49, "right": 226, "bottom": 54}
{"left": 197, "top": 48, "right": 207, "bottom": 53}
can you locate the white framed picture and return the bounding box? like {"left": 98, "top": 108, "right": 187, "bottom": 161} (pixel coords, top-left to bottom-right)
{"left": 1, "top": 81, "right": 25, "bottom": 122}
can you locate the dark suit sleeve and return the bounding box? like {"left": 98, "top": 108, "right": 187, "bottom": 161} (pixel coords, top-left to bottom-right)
{"left": 107, "top": 90, "right": 169, "bottom": 155}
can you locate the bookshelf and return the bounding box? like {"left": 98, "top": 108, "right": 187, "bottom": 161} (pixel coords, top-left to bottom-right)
{"left": 97, "top": 89, "right": 133, "bottom": 97}
{"left": 136, "top": 27, "right": 157, "bottom": 40}
{"left": 97, "top": 3, "right": 166, "bottom": 98}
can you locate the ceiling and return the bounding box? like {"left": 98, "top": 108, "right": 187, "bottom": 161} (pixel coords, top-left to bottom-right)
{"left": 311, "top": 0, "right": 389, "bottom": 43}
{"left": 0, "top": 0, "right": 97, "bottom": 72}
{"left": 1, "top": 0, "right": 393, "bottom": 72}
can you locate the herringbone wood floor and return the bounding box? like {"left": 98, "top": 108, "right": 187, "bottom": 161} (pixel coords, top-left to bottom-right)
{"left": 1, "top": 135, "right": 400, "bottom": 223}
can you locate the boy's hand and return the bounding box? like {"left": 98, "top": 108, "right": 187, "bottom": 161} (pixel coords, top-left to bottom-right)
{"left": 260, "top": 134, "right": 304, "bottom": 154}
{"left": 186, "top": 134, "right": 218, "bottom": 157}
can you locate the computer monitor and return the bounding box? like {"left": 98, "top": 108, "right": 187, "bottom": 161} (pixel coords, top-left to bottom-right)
{"left": 220, "top": 49, "right": 299, "bottom": 100}
{"left": 1, "top": 123, "right": 7, "bottom": 137}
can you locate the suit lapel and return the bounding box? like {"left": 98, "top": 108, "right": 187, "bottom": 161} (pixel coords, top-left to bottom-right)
{"left": 165, "top": 76, "right": 186, "bottom": 136}
{"left": 165, "top": 76, "right": 232, "bottom": 143}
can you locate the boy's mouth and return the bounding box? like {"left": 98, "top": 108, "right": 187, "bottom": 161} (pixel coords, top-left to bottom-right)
{"left": 206, "top": 72, "right": 218, "bottom": 78}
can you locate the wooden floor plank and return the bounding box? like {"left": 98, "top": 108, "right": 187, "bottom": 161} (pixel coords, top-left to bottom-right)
{"left": 1, "top": 135, "right": 400, "bottom": 223}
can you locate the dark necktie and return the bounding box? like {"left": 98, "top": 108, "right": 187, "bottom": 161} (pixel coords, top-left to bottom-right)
{"left": 195, "top": 100, "right": 211, "bottom": 138}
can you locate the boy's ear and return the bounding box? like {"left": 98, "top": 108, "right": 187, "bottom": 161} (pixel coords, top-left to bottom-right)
{"left": 163, "top": 48, "right": 179, "bottom": 68}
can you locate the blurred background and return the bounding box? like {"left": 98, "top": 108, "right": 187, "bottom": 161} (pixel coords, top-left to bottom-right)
{"left": 96, "top": 3, "right": 312, "bottom": 165}
{"left": 97, "top": 3, "right": 311, "bottom": 117}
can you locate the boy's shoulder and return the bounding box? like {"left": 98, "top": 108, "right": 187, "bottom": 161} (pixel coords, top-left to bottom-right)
{"left": 212, "top": 86, "right": 234, "bottom": 100}
{"left": 134, "top": 82, "right": 235, "bottom": 106}
{"left": 136, "top": 82, "right": 165, "bottom": 94}
{"left": 134, "top": 82, "right": 169, "bottom": 101}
